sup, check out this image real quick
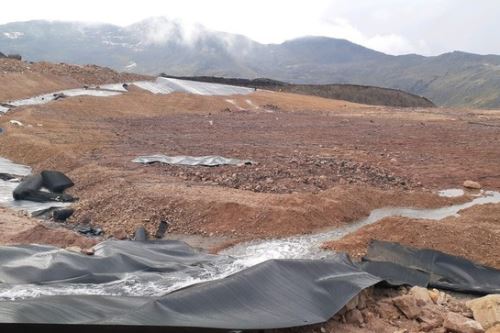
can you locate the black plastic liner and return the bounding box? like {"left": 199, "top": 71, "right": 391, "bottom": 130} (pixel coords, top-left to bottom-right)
{"left": 12, "top": 172, "right": 74, "bottom": 203}
{"left": 0, "top": 240, "right": 380, "bottom": 331}
{"left": 0, "top": 240, "right": 499, "bottom": 331}
{"left": 40, "top": 171, "right": 74, "bottom": 193}
{"left": 363, "top": 240, "right": 500, "bottom": 294}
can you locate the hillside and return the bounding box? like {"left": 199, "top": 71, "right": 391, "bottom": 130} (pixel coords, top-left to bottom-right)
{"left": 2, "top": 19, "right": 500, "bottom": 108}
{"left": 163, "top": 75, "right": 435, "bottom": 108}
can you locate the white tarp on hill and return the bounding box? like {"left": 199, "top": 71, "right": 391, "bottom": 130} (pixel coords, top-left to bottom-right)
{"left": 133, "top": 77, "right": 254, "bottom": 96}
{"left": 0, "top": 78, "right": 253, "bottom": 114}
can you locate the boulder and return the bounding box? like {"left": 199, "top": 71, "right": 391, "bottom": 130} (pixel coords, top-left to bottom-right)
{"left": 444, "top": 312, "right": 484, "bottom": 333}
{"left": 467, "top": 295, "right": 500, "bottom": 330}
{"left": 463, "top": 180, "right": 482, "bottom": 189}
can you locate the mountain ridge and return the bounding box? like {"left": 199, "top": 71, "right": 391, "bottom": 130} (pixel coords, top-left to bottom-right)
{"left": 1, "top": 18, "right": 500, "bottom": 108}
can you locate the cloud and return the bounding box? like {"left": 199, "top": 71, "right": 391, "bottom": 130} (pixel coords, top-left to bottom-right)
{"left": 321, "top": 17, "right": 424, "bottom": 55}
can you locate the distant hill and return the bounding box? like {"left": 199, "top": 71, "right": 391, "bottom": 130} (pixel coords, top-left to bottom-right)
{"left": 1, "top": 19, "right": 500, "bottom": 108}
{"left": 163, "top": 75, "right": 435, "bottom": 108}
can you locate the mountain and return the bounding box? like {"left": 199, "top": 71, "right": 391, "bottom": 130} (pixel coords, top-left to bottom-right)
{"left": 1, "top": 18, "right": 500, "bottom": 108}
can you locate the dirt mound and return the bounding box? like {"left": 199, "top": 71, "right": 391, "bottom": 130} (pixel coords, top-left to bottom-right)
{"left": 8, "top": 224, "right": 97, "bottom": 249}
{"left": 0, "top": 58, "right": 151, "bottom": 101}
{"left": 0, "top": 208, "right": 94, "bottom": 248}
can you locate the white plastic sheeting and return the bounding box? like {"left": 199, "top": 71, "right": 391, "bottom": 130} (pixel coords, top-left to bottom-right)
{"left": 133, "top": 155, "right": 253, "bottom": 167}
{"left": 133, "top": 77, "right": 254, "bottom": 96}
{"left": 8, "top": 89, "right": 122, "bottom": 109}
{"left": 0, "top": 78, "right": 253, "bottom": 114}
{"left": 0, "top": 157, "right": 31, "bottom": 176}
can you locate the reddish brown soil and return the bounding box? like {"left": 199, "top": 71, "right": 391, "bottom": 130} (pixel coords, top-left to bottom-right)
{"left": 0, "top": 58, "right": 150, "bottom": 101}
{"left": 0, "top": 62, "right": 499, "bottom": 333}
{"left": 323, "top": 202, "right": 500, "bottom": 269}
{"left": 0, "top": 208, "right": 96, "bottom": 248}
{"left": 0, "top": 62, "right": 499, "bottom": 256}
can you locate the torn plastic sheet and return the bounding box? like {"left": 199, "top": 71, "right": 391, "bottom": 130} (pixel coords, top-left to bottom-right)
{"left": 133, "top": 155, "right": 253, "bottom": 167}
{"left": 133, "top": 77, "right": 254, "bottom": 96}
{"left": 363, "top": 240, "right": 500, "bottom": 294}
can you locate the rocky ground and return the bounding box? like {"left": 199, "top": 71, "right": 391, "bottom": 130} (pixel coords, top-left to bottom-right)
{"left": 0, "top": 59, "right": 499, "bottom": 333}
{"left": 273, "top": 287, "right": 499, "bottom": 333}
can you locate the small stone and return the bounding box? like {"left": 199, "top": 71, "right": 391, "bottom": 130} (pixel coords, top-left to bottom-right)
{"left": 444, "top": 312, "right": 484, "bottom": 333}
{"left": 409, "top": 286, "right": 432, "bottom": 304}
{"left": 393, "top": 295, "right": 421, "bottom": 319}
{"left": 81, "top": 248, "right": 95, "bottom": 255}
{"left": 345, "top": 308, "right": 364, "bottom": 326}
{"left": 463, "top": 180, "right": 482, "bottom": 189}
{"left": 65, "top": 246, "right": 82, "bottom": 253}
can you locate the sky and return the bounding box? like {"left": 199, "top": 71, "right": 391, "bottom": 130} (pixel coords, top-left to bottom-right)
{"left": 0, "top": 0, "right": 498, "bottom": 56}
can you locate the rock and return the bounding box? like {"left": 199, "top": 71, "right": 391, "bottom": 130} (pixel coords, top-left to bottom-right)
{"left": 444, "top": 312, "right": 484, "bottom": 333}
{"left": 393, "top": 295, "right": 421, "bottom": 319}
{"left": 52, "top": 208, "right": 74, "bottom": 222}
{"left": 65, "top": 246, "right": 82, "bottom": 253}
{"left": 81, "top": 248, "right": 95, "bottom": 255}
{"left": 345, "top": 309, "right": 364, "bottom": 326}
{"left": 9, "top": 120, "right": 23, "bottom": 127}
{"left": 409, "top": 286, "right": 432, "bottom": 304}
{"left": 113, "top": 230, "right": 129, "bottom": 240}
{"left": 467, "top": 295, "right": 500, "bottom": 330}
{"left": 463, "top": 180, "right": 482, "bottom": 189}
{"left": 418, "top": 308, "right": 445, "bottom": 332}
{"left": 486, "top": 324, "right": 500, "bottom": 333}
